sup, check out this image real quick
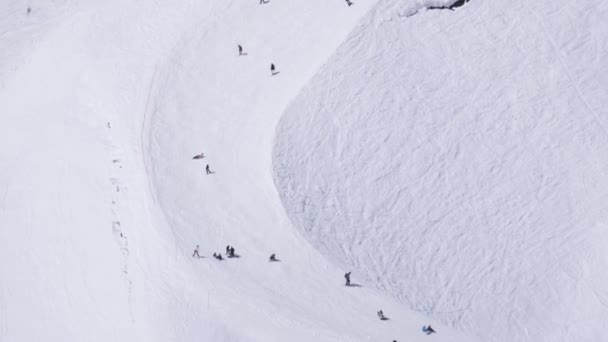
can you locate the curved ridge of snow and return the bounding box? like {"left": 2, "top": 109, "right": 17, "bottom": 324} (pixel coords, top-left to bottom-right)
{"left": 273, "top": 0, "right": 608, "bottom": 341}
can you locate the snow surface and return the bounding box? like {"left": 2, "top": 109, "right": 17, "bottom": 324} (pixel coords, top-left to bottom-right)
{"left": 0, "top": 0, "right": 606, "bottom": 341}
{"left": 274, "top": 0, "right": 608, "bottom": 341}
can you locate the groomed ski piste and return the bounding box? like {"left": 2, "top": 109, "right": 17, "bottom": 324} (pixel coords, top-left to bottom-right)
{"left": 1, "top": 0, "right": 607, "bottom": 341}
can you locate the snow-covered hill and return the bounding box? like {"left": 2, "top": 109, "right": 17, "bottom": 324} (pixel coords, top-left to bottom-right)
{"left": 275, "top": 0, "right": 608, "bottom": 341}
{"left": 1, "top": 0, "right": 606, "bottom": 341}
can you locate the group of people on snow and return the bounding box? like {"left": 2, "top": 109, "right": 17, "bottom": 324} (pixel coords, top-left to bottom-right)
{"left": 194, "top": 245, "right": 280, "bottom": 264}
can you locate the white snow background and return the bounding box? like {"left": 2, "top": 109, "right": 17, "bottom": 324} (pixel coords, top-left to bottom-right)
{"left": 1, "top": 0, "right": 607, "bottom": 341}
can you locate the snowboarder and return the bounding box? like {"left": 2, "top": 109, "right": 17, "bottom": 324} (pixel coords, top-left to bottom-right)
{"left": 269, "top": 253, "right": 277, "bottom": 262}
{"left": 206, "top": 164, "right": 212, "bottom": 175}
{"left": 229, "top": 246, "right": 235, "bottom": 257}
{"left": 345, "top": 0, "right": 353, "bottom": 6}
{"left": 377, "top": 310, "right": 386, "bottom": 320}
{"left": 344, "top": 272, "right": 351, "bottom": 286}
{"left": 238, "top": 44, "right": 243, "bottom": 55}
{"left": 423, "top": 325, "right": 436, "bottom": 335}
{"left": 270, "top": 63, "right": 277, "bottom": 75}
{"left": 192, "top": 245, "right": 201, "bottom": 258}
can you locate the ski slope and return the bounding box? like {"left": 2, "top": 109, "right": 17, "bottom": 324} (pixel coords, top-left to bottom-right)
{"left": 1, "top": 0, "right": 468, "bottom": 341}
{"left": 0, "top": 0, "right": 606, "bottom": 341}
{"left": 274, "top": 0, "right": 608, "bottom": 341}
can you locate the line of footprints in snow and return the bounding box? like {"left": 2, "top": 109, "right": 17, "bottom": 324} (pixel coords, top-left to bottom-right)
{"left": 106, "top": 121, "right": 132, "bottom": 299}
{"left": 191, "top": 155, "right": 436, "bottom": 338}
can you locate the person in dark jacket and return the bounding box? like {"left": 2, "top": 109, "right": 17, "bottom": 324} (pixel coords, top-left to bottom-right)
{"left": 423, "top": 325, "right": 436, "bottom": 335}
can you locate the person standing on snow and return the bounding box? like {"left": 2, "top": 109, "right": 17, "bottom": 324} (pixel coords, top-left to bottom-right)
{"left": 192, "top": 245, "right": 201, "bottom": 258}
{"left": 206, "top": 164, "right": 212, "bottom": 175}
{"left": 238, "top": 45, "right": 244, "bottom": 55}
{"left": 345, "top": 0, "right": 353, "bottom": 6}
{"left": 344, "top": 271, "right": 351, "bottom": 286}
{"left": 270, "top": 63, "right": 277, "bottom": 75}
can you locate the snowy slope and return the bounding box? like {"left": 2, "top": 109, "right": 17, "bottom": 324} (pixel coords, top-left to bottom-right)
{"left": 146, "top": 0, "right": 471, "bottom": 341}
{"left": 274, "top": 0, "right": 608, "bottom": 341}
{"left": 1, "top": 0, "right": 473, "bottom": 341}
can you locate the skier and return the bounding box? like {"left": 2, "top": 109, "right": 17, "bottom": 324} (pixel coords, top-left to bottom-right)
{"left": 229, "top": 246, "right": 235, "bottom": 257}
{"left": 270, "top": 63, "right": 276, "bottom": 75}
{"left": 344, "top": 271, "right": 351, "bottom": 286}
{"left": 192, "top": 245, "right": 201, "bottom": 258}
{"left": 377, "top": 310, "right": 386, "bottom": 320}
{"left": 423, "top": 325, "right": 436, "bottom": 335}
{"left": 206, "top": 164, "right": 212, "bottom": 175}
{"left": 226, "top": 245, "right": 230, "bottom": 255}
{"left": 269, "top": 253, "right": 277, "bottom": 262}
{"left": 238, "top": 44, "right": 243, "bottom": 55}
{"left": 345, "top": 0, "right": 353, "bottom": 6}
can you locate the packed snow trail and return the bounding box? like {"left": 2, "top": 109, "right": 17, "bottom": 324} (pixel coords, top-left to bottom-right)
{"left": 1, "top": 0, "right": 473, "bottom": 341}
{"left": 274, "top": 0, "right": 608, "bottom": 341}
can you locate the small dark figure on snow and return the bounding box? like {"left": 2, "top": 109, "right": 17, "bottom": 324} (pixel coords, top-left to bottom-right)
{"left": 344, "top": 272, "right": 351, "bottom": 286}
{"left": 345, "top": 0, "right": 353, "bottom": 6}
{"left": 226, "top": 245, "right": 230, "bottom": 254}
{"left": 192, "top": 152, "right": 205, "bottom": 160}
{"left": 269, "top": 253, "right": 277, "bottom": 262}
{"left": 259, "top": 0, "right": 268, "bottom": 4}
{"left": 192, "top": 245, "right": 201, "bottom": 258}
{"left": 27, "top": 7, "right": 31, "bottom": 14}
{"left": 423, "top": 325, "right": 436, "bottom": 335}
{"left": 229, "top": 246, "right": 235, "bottom": 257}
{"left": 377, "top": 310, "right": 386, "bottom": 320}
{"left": 270, "top": 63, "right": 277, "bottom": 75}
{"left": 206, "top": 164, "right": 212, "bottom": 175}
{"left": 238, "top": 45, "right": 243, "bottom": 55}
{"left": 213, "top": 253, "right": 223, "bottom": 260}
